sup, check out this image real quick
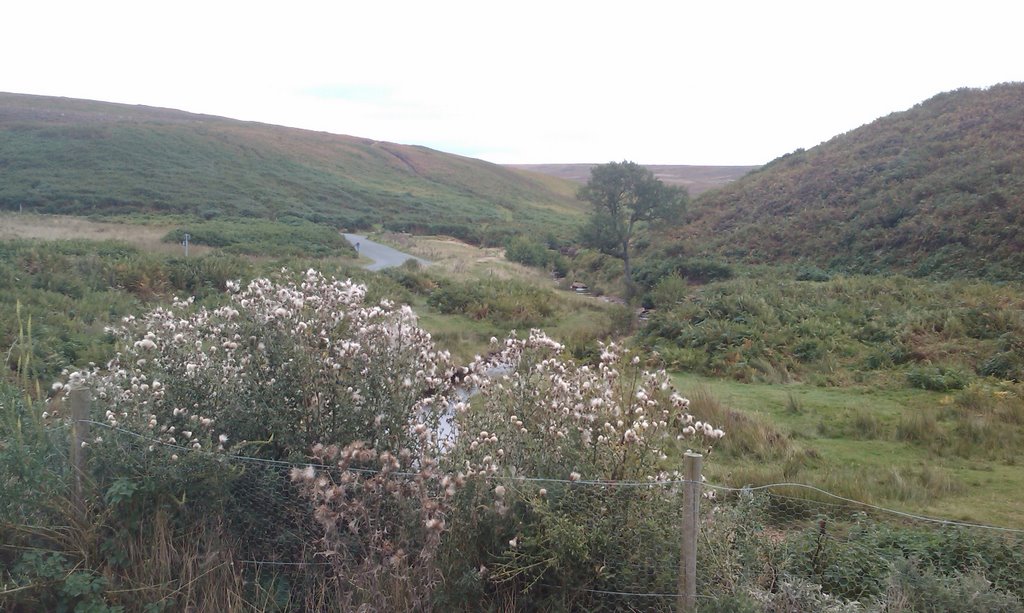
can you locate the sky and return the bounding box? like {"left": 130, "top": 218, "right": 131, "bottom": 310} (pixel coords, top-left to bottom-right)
{"left": 4, "top": 0, "right": 1023, "bottom": 166}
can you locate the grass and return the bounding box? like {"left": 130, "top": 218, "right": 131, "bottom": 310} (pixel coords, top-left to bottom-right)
{"left": 371, "top": 232, "right": 554, "bottom": 281}
{"left": 673, "top": 372, "right": 1024, "bottom": 527}
{"left": 371, "top": 233, "right": 631, "bottom": 362}
{"left": 0, "top": 212, "right": 354, "bottom": 259}
{"left": 0, "top": 211, "right": 213, "bottom": 256}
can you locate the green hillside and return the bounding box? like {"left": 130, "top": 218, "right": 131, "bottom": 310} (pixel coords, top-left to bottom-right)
{"left": 674, "top": 83, "right": 1024, "bottom": 279}
{"left": 0, "top": 93, "right": 584, "bottom": 244}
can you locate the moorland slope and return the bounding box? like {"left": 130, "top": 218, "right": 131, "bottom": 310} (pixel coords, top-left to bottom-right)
{"left": 0, "top": 93, "right": 584, "bottom": 244}
{"left": 673, "top": 83, "right": 1024, "bottom": 279}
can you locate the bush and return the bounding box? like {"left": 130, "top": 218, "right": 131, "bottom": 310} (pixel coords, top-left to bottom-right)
{"left": 796, "top": 265, "right": 832, "bottom": 282}
{"left": 979, "top": 351, "right": 1023, "bottom": 381}
{"left": 906, "top": 366, "right": 969, "bottom": 391}
{"left": 438, "top": 333, "right": 722, "bottom": 608}
{"left": 163, "top": 218, "right": 354, "bottom": 257}
{"left": 681, "top": 259, "right": 735, "bottom": 284}
{"left": 504, "top": 235, "right": 549, "bottom": 267}
{"left": 883, "top": 558, "right": 1023, "bottom": 612}
{"left": 64, "top": 269, "right": 450, "bottom": 460}
{"left": 648, "top": 273, "right": 689, "bottom": 309}
{"left": 15, "top": 270, "right": 463, "bottom": 609}
{"left": 427, "top": 277, "right": 559, "bottom": 328}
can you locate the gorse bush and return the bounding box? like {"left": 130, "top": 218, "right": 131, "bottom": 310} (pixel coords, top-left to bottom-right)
{"left": 906, "top": 366, "right": 968, "bottom": 392}
{"left": 632, "top": 254, "right": 734, "bottom": 290}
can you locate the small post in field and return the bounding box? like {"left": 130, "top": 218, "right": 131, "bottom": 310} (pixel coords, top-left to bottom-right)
{"left": 68, "top": 383, "right": 90, "bottom": 515}
{"left": 678, "top": 451, "right": 703, "bottom": 613}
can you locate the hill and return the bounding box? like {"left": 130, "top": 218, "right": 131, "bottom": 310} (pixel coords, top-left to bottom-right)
{"left": 672, "top": 83, "right": 1024, "bottom": 279}
{"left": 0, "top": 93, "right": 584, "bottom": 245}
{"left": 506, "top": 163, "right": 758, "bottom": 195}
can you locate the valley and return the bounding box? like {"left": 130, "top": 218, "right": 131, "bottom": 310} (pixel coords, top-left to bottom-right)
{"left": 3, "top": 85, "right": 1024, "bottom": 610}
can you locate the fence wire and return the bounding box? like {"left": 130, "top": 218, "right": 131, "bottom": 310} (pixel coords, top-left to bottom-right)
{"left": 43, "top": 422, "right": 1024, "bottom": 610}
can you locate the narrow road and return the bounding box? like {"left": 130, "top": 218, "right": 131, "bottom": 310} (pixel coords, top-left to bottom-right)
{"left": 342, "top": 233, "right": 432, "bottom": 271}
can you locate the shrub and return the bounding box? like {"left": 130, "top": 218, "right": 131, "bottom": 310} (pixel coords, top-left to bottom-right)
{"left": 882, "top": 558, "right": 1023, "bottom": 612}
{"left": 796, "top": 265, "right": 833, "bottom": 282}
{"left": 648, "top": 273, "right": 689, "bottom": 309}
{"left": 633, "top": 256, "right": 734, "bottom": 289}
{"left": 28, "top": 270, "right": 463, "bottom": 608}
{"left": 438, "top": 333, "right": 722, "bottom": 607}
{"left": 504, "top": 235, "right": 552, "bottom": 268}
{"left": 61, "top": 269, "right": 451, "bottom": 460}
{"left": 28, "top": 271, "right": 726, "bottom": 609}
{"left": 979, "top": 351, "right": 1023, "bottom": 381}
{"left": 427, "top": 278, "right": 559, "bottom": 328}
{"left": 906, "top": 366, "right": 968, "bottom": 391}
{"left": 681, "top": 259, "right": 734, "bottom": 284}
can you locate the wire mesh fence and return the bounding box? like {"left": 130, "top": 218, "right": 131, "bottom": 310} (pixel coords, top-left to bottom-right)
{"left": 100, "top": 423, "right": 1024, "bottom": 610}
{"left": 695, "top": 483, "right": 1024, "bottom": 611}
{"left": 9, "top": 419, "right": 1024, "bottom": 611}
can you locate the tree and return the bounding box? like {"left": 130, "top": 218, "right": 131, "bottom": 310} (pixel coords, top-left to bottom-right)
{"left": 578, "top": 161, "right": 687, "bottom": 294}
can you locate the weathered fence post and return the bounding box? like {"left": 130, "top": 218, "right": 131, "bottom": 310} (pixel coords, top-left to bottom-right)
{"left": 678, "top": 451, "right": 703, "bottom": 613}
{"left": 68, "top": 383, "right": 90, "bottom": 516}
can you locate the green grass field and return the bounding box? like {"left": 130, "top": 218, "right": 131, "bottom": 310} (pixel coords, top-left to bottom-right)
{"left": 673, "top": 372, "right": 1024, "bottom": 526}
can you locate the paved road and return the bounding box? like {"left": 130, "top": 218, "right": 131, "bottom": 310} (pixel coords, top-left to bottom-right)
{"left": 342, "top": 233, "right": 432, "bottom": 271}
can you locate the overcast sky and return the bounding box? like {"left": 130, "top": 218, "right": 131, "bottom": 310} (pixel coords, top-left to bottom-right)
{"left": 4, "top": 1, "right": 1022, "bottom": 165}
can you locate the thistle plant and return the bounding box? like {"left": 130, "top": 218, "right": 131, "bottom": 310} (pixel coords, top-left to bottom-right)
{"left": 290, "top": 437, "right": 452, "bottom": 610}
{"left": 54, "top": 269, "right": 453, "bottom": 460}
{"left": 50, "top": 269, "right": 720, "bottom": 608}
{"left": 448, "top": 329, "right": 721, "bottom": 485}
{"left": 51, "top": 269, "right": 461, "bottom": 607}
{"left": 438, "top": 330, "right": 722, "bottom": 606}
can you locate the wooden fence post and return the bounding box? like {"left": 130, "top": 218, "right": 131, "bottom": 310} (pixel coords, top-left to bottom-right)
{"left": 68, "top": 383, "right": 90, "bottom": 516}
{"left": 678, "top": 451, "right": 703, "bottom": 613}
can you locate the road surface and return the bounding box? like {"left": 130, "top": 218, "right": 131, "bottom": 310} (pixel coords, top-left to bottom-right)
{"left": 342, "top": 233, "right": 432, "bottom": 271}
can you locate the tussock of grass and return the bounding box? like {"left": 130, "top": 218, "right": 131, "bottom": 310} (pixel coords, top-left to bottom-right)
{"left": 815, "top": 463, "right": 965, "bottom": 505}
{"left": 689, "top": 387, "right": 793, "bottom": 461}
{"left": 816, "top": 407, "right": 888, "bottom": 441}
{"left": 895, "top": 411, "right": 943, "bottom": 444}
